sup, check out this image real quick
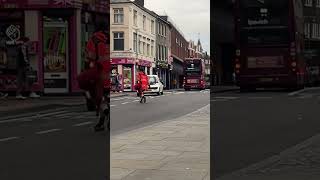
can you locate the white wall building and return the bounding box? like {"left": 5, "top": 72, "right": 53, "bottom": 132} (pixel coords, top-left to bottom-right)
{"left": 110, "top": 0, "right": 156, "bottom": 91}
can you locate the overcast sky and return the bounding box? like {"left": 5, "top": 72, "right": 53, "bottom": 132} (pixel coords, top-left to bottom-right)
{"left": 144, "top": 0, "right": 210, "bottom": 54}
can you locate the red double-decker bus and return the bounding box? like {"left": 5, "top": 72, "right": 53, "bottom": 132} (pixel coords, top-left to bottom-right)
{"left": 234, "top": 0, "right": 305, "bottom": 91}
{"left": 183, "top": 58, "right": 206, "bottom": 91}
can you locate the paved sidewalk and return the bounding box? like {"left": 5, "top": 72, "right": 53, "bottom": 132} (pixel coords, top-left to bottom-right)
{"left": 219, "top": 134, "right": 320, "bottom": 180}
{"left": 110, "top": 105, "right": 210, "bottom": 180}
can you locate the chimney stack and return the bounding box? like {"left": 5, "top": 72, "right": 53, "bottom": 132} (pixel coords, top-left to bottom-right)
{"left": 134, "top": 0, "right": 144, "bottom": 7}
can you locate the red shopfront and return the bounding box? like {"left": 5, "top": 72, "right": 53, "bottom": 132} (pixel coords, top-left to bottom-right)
{"left": 111, "top": 58, "right": 152, "bottom": 91}
{"left": 0, "top": 10, "right": 26, "bottom": 91}
{"left": 0, "top": 0, "right": 109, "bottom": 94}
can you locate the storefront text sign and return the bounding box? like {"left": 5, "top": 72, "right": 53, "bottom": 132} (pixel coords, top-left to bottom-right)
{"left": 53, "top": 0, "right": 72, "bottom": 6}
{"left": 111, "top": 58, "right": 134, "bottom": 65}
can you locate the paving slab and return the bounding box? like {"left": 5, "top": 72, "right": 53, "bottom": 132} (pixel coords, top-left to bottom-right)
{"left": 121, "top": 169, "right": 208, "bottom": 180}
{"left": 111, "top": 104, "right": 210, "bottom": 179}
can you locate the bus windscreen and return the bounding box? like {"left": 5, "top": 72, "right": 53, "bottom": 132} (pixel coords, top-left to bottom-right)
{"left": 239, "top": 0, "right": 289, "bottom": 45}
{"left": 185, "top": 60, "right": 201, "bottom": 76}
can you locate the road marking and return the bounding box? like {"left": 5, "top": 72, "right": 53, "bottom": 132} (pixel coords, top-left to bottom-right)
{"left": 133, "top": 100, "right": 140, "bottom": 102}
{"left": 211, "top": 99, "right": 228, "bottom": 102}
{"left": 0, "top": 136, "right": 20, "bottom": 142}
{"left": 73, "top": 121, "right": 93, "bottom": 127}
{"left": 297, "top": 94, "right": 313, "bottom": 99}
{"left": 214, "top": 96, "right": 239, "bottom": 100}
{"left": 121, "top": 102, "right": 130, "bottom": 105}
{"left": 174, "top": 92, "right": 185, "bottom": 94}
{"left": 288, "top": 87, "right": 320, "bottom": 96}
{"left": 36, "top": 129, "right": 61, "bottom": 134}
{"left": 149, "top": 97, "right": 154, "bottom": 99}
{"left": 110, "top": 104, "right": 117, "bottom": 107}
{"left": 248, "top": 97, "right": 273, "bottom": 99}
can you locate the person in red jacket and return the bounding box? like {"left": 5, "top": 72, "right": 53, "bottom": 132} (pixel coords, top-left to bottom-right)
{"left": 78, "top": 23, "right": 110, "bottom": 131}
{"left": 135, "top": 67, "right": 148, "bottom": 101}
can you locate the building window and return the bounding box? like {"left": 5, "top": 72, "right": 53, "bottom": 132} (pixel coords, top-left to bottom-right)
{"left": 158, "top": 45, "right": 161, "bottom": 60}
{"left": 317, "top": 0, "right": 320, "bottom": 7}
{"left": 164, "top": 26, "right": 167, "bottom": 37}
{"left": 143, "top": 15, "right": 146, "bottom": 30}
{"left": 133, "top": 10, "right": 138, "bottom": 26}
{"left": 133, "top": 33, "right": 137, "bottom": 52}
{"left": 143, "top": 42, "right": 146, "bottom": 55}
{"left": 305, "top": 0, "right": 312, "bottom": 7}
{"left": 305, "top": 23, "right": 311, "bottom": 38}
{"left": 151, "top": 42, "right": 154, "bottom": 57}
{"left": 114, "top": 8, "right": 124, "bottom": 24}
{"left": 312, "top": 23, "right": 320, "bottom": 39}
{"left": 158, "top": 22, "right": 161, "bottom": 35}
{"left": 151, "top": 20, "right": 155, "bottom": 34}
{"left": 139, "top": 35, "right": 142, "bottom": 54}
{"left": 147, "top": 44, "right": 150, "bottom": 56}
{"left": 176, "top": 38, "right": 178, "bottom": 44}
{"left": 161, "top": 24, "right": 164, "bottom": 36}
{"left": 165, "top": 46, "right": 168, "bottom": 60}
{"left": 113, "top": 32, "right": 124, "bottom": 50}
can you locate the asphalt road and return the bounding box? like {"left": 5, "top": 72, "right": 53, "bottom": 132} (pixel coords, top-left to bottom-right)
{"left": 212, "top": 88, "right": 320, "bottom": 179}
{"left": 110, "top": 90, "right": 210, "bottom": 135}
{"left": 0, "top": 89, "right": 209, "bottom": 180}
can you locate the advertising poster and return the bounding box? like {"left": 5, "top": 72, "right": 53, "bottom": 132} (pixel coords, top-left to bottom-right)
{"left": 43, "top": 26, "right": 67, "bottom": 73}
{"left": 123, "top": 66, "right": 132, "bottom": 91}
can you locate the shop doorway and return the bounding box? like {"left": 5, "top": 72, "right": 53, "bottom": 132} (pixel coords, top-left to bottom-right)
{"left": 123, "top": 65, "right": 133, "bottom": 92}
{"left": 43, "top": 20, "right": 69, "bottom": 93}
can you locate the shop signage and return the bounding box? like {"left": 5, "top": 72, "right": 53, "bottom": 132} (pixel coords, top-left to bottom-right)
{"left": 0, "top": 0, "right": 82, "bottom": 8}
{"left": 137, "top": 59, "right": 152, "bottom": 67}
{"left": 5, "top": 24, "right": 20, "bottom": 42}
{"left": 53, "top": 0, "right": 72, "bottom": 6}
{"left": 111, "top": 58, "right": 135, "bottom": 65}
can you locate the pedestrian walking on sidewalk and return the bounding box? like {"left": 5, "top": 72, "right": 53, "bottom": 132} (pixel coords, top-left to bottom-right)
{"left": 15, "top": 37, "right": 40, "bottom": 100}
{"left": 115, "top": 72, "right": 121, "bottom": 92}
{"left": 78, "top": 23, "right": 110, "bottom": 131}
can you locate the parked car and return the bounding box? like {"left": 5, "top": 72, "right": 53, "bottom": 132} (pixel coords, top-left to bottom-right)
{"left": 145, "top": 75, "right": 164, "bottom": 95}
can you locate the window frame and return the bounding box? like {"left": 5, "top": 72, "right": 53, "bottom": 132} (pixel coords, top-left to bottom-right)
{"left": 133, "top": 10, "right": 138, "bottom": 26}
{"left": 143, "top": 15, "right": 146, "bottom": 30}
{"left": 113, "top": 32, "right": 125, "bottom": 51}
{"left": 113, "top": 8, "right": 124, "bottom": 24}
